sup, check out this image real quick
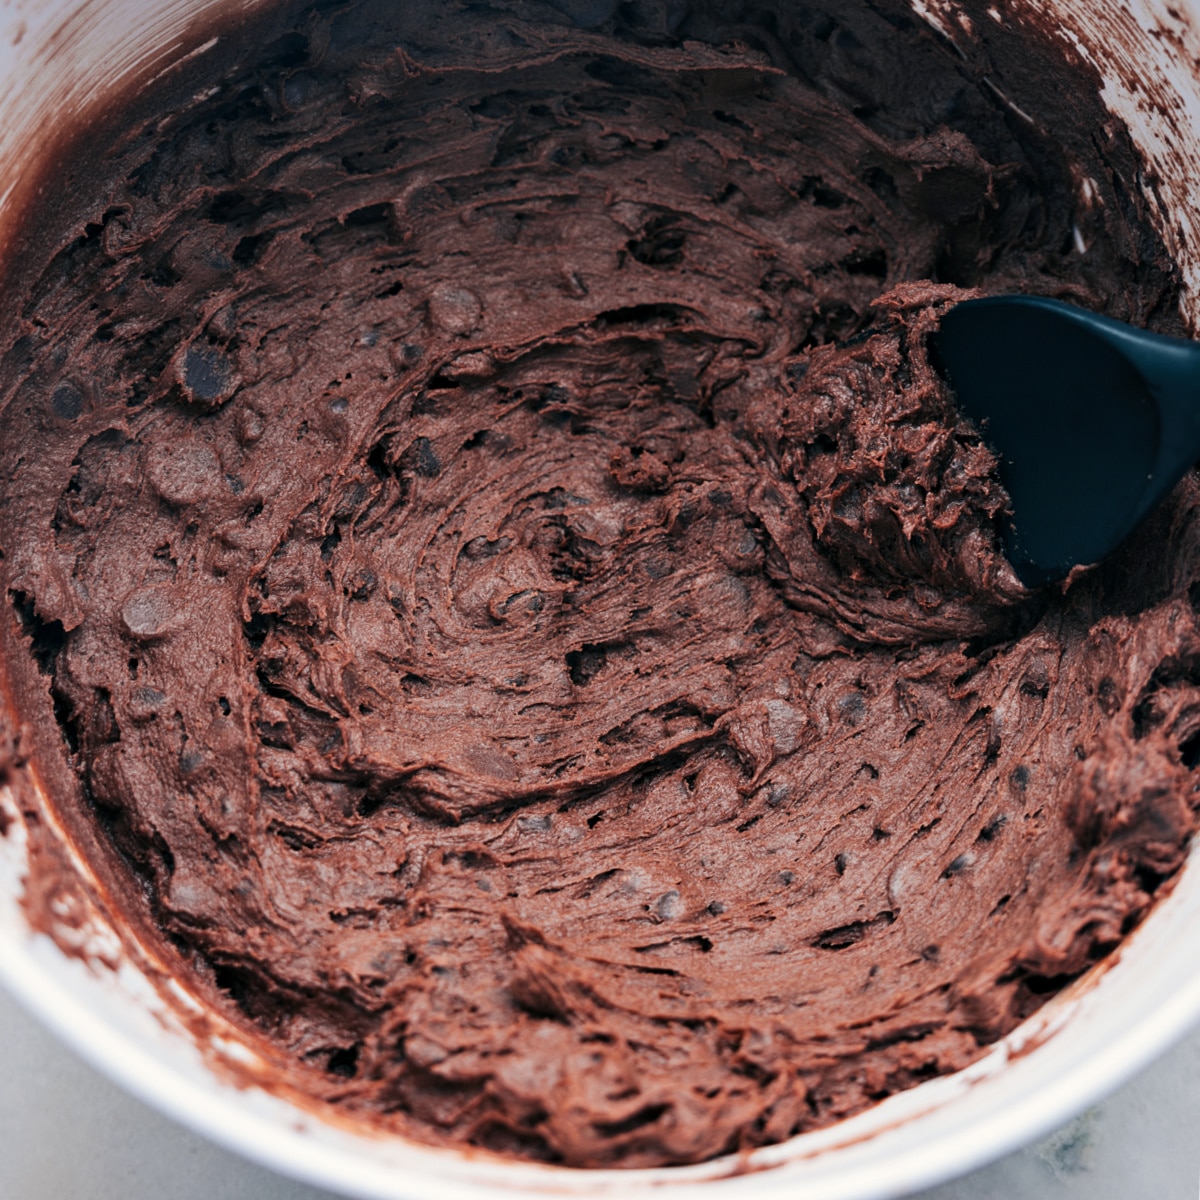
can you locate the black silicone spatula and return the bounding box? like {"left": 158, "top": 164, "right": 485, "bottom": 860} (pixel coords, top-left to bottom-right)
{"left": 933, "top": 295, "right": 1200, "bottom": 587}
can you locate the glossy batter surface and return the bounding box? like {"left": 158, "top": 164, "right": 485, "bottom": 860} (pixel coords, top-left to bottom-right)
{"left": 1, "top": 0, "right": 1197, "bottom": 1168}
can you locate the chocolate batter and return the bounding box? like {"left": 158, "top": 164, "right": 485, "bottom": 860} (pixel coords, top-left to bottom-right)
{"left": 1, "top": 0, "right": 1198, "bottom": 1169}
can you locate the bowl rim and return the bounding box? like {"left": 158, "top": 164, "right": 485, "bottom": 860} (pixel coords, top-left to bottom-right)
{"left": 4, "top": 0, "right": 1200, "bottom": 1196}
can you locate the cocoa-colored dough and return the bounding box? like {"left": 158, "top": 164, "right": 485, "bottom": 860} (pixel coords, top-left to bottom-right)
{"left": 1, "top": 0, "right": 1198, "bottom": 1169}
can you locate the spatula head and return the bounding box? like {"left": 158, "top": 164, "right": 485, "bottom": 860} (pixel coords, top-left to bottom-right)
{"left": 933, "top": 296, "right": 1160, "bottom": 586}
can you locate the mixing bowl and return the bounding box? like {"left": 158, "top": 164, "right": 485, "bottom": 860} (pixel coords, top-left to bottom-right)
{"left": 2, "top": 2, "right": 1200, "bottom": 1197}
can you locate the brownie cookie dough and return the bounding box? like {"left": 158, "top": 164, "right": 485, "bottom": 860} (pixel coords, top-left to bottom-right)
{"left": 1, "top": 0, "right": 1197, "bottom": 1169}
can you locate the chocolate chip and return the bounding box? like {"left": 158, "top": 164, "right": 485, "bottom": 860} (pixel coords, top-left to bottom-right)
{"left": 837, "top": 691, "right": 866, "bottom": 725}
{"left": 428, "top": 285, "right": 482, "bottom": 334}
{"left": 181, "top": 345, "right": 235, "bottom": 404}
{"left": 390, "top": 342, "right": 424, "bottom": 370}
{"left": 765, "top": 783, "right": 791, "bottom": 807}
{"left": 942, "top": 853, "right": 973, "bottom": 879}
{"left": 400, "top": 436, "right": 441, "bottom": 477}
{"left": 976, "top": 814, "right": 1007, "bottom": 843}
{"left": 236, "top": 408, "right": 265, "bottom": 445}
{"left": 146, "top": 441, "right": 221, "bottom": 506}
{"left": 121, "top": 587, "right": 177, "bottom": 640}
{"left": 51, "top": 381, "right": 85, "bottom": 420}
{"left": 129, "top": 686, "right": 167, "bottom": 723}
{"left": 179, "top": 748, "right": 206, "bottom": 775}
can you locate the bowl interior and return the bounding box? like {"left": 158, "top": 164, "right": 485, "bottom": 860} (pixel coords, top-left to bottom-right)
{"left": 2, "top": 2, "right": 1200, "bottom": 1198}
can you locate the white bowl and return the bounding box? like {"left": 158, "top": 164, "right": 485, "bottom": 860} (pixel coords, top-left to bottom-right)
{"left": 3, "top": 2, "right": 1200, "bottom": 1197}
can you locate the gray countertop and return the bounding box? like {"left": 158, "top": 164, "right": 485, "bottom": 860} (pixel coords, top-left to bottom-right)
{"left": 2, "top": 984, "right": 1196, "bottom": 1199}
